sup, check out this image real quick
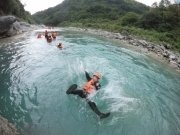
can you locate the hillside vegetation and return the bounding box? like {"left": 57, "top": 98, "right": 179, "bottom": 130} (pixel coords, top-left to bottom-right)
{"left": 33, "top": 0, "right": 180, "bottom": 51}
{"left": 0, "top": 0, "right": 34, "bottom": 24}
{"left": 33, "top": 0, "right": 149, "bottom": 25}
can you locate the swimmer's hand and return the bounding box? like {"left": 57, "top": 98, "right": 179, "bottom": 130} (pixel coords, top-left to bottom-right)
{"left": 96, "top": 82, "right": 100, "bottom": 86}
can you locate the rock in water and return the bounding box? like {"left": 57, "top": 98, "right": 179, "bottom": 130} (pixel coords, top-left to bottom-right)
{"left": 0, "top": 116, "right": 19, "bottom": 135}
{"left": 0, "top": 16, "right": 16, "bottom": 35}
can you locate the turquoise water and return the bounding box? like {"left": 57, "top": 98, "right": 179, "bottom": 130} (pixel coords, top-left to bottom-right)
{"left": 0, "top": 29, "right": 180, "bottom": 135}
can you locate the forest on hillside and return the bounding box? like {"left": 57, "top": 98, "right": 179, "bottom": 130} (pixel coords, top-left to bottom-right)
{"left": 33, "top": 0, "right": 180, "bottom": 51}
{"left": 33, "top": 0, "right": 150, "bottom": 26}
{"left": 0, "top": 0, "right": 34, "bottom": 24}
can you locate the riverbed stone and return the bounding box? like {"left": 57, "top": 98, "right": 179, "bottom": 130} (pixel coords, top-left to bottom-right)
{"left": 0, "top": 116, "right": 19, "bottom": 135}
{"left": 170, "top": 61, "right": 179, "bottom": 68}
{"left": 163, "top": 52, "right": 169, "bottom": 58}
{"left": 177, "top": 58, "right": 180, "bottom": 64}
{"left": 163, "top": 43, "right": 171, "bottom": 49}
{"left": 138, "top": 40, "right": 148, "bottom": 46}
{"left": 169, "top": 55, "right": 176, "bottom": 61}
{"left": 121, "top": 30, "right": 129, "bottom": 36}
{"left": 114, "top": 33, "right": 124, "bottom": 40}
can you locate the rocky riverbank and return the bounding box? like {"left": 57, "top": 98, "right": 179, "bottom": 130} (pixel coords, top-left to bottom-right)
{"left": 68, "top": 27, "right": 180, "bottom": 72}
{"left": 0, "top": 16, "right": 46, "bottom": 38}
{"left": 0, "top": 116, "right": 19, "bottom": 135}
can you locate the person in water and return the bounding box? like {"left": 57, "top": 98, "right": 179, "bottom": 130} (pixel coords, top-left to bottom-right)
{"left": 67, "top": 71, "right": 110, "bottom": 119}
{"left": 37, "top": 34, "right": 42, "bottom": 38}
{"left": 52, "top": 31, "right": 57, "bottom": 39}
{"left": 58, "top": 42, "right": 63, "bottom": 48}
{"left": 45, "top": 30, "right": 48, "bottom": 38}
{"left": 47, "top": 35, "right": 52, "bottom": 42}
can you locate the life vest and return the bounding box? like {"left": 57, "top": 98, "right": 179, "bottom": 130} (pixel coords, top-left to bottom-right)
{"left": 52, "top": 33, "right": 56, "bottom": 38}
{"left": 83, "top": 79, "right": 95, "bottom": 94}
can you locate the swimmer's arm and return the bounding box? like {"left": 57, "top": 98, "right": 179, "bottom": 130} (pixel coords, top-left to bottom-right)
{"left": 95, "top": 82, "right": 101, "bottom": 90}
{"left": 85, "top": 71, "right": 92, "bottom": 81}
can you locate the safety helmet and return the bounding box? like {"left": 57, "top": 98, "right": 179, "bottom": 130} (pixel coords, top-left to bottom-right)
{"left": 93, "top": 73, "right": 101, "bottom": 79}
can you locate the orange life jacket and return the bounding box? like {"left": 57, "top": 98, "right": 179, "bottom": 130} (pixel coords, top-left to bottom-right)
{"left": 52, "top": 33, "right": 56, "bottom": 38}
{"left": 83, "top": 79, "right": 95, "bottom": 94}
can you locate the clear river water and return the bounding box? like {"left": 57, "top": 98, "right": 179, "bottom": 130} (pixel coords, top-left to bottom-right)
{"left": 0, "top": 28, "right": 180, "bottom": 135}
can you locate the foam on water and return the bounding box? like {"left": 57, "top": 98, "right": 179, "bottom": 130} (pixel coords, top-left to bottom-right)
{"left": 0, "top": 29, "right": 180, "bottom": 135}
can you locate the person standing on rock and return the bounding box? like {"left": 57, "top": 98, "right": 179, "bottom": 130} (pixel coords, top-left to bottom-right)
{"left": 66, "top": 71, "right": 110, "bottom": 119}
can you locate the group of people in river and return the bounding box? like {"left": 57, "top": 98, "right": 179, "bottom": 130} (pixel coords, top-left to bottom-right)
{"left": 37, "top": 30, "right": 63, "bottom": 49}
{"left": 37, "top": 30, "right": 110, "bottom": 119}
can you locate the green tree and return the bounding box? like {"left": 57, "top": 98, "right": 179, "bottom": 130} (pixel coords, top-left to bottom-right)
{"left": 121, "top": 12, "right": 140, "bottom": 26}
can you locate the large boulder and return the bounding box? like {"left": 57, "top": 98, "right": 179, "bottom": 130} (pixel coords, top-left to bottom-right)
{"left": 0, "top": 16, "right": 16, "bottom": 35}
{"left": 0, "top": 116, "right": 19, "bottom": 135}
{"left": 19, "top": 22, "right": 31, "bottom": 32}
{"left": 6, "top": 21, "right": 22, "bottom": 36}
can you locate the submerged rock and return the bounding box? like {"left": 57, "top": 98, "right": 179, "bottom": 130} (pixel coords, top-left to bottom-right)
{"left": 0, "top": 16, "right": 16, "bottom": 35}
{"left": 0, "top": 116, "right": 19, "bottom": 135}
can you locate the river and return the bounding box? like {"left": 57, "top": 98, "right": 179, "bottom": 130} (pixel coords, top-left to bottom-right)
{"left": 0, "top": 28, "right": 180, "bottom": 135}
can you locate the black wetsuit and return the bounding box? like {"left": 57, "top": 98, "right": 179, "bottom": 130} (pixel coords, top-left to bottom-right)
{"left": 69, "top": 71, "right": 110, "bottom": 119}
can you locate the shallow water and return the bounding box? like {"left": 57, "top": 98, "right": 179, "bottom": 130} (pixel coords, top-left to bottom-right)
{"left": 0, "top": 28, "right": 180, "bottom": 135}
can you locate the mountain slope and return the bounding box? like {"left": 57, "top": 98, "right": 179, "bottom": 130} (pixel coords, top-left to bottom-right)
{"left": 0, "top": 0, "right": 34, "bottom": 24}
{"left": 33, "top": 0, "right": 149, "bottom": 26}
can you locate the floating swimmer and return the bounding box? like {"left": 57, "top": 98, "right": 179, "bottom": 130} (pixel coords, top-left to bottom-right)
{"left": 45, "top": 30, "right": 48, "bottom": 38}
{"left": 52, "top": 31, "right": 57, "bottom": 39}
{"left": 66, "top": 71, "right": 110, "bottom": 119}
{"left": 37, "top": 34, "right": 42, "bottom": 38}
{"left": 58, "top": 42, "right": 63, "bottom": 48}
{"left": 47, "top": 35, "right": 52, "bottom": 43}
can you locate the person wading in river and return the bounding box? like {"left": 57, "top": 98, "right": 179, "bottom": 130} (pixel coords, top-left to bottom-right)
{"left": 66, "top": 71, "right": 110, "bottom": 119}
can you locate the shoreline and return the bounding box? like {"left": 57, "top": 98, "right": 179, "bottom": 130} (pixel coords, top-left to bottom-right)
{"left": 67, "top": 27, "right": 180, "bottom": 73}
